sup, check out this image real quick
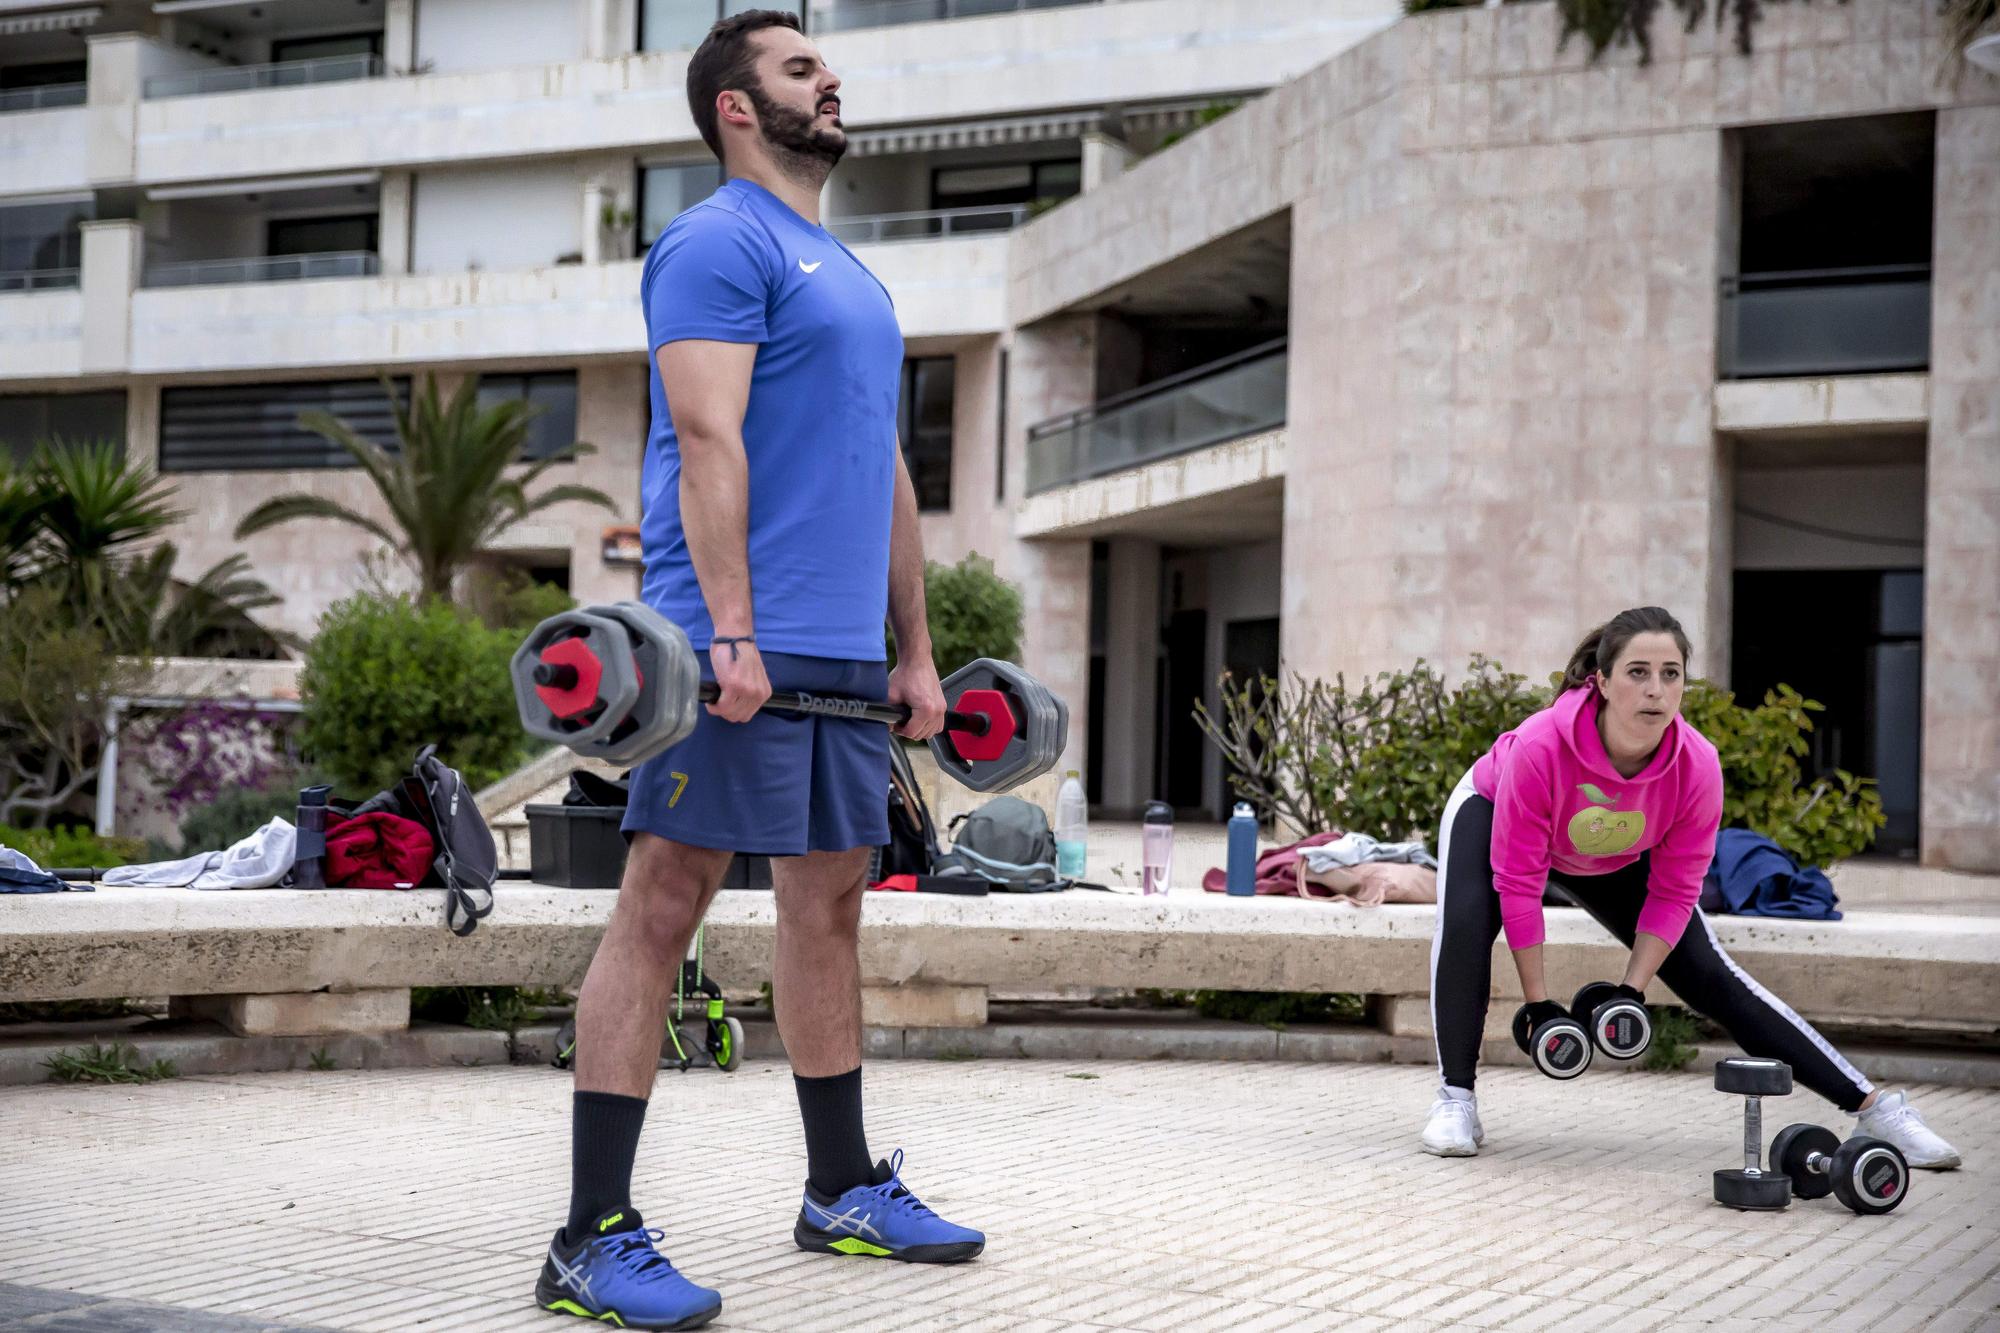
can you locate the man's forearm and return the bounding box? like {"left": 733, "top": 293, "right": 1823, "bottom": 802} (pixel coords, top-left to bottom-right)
{"left": 679, "top": 432, "right": 755, "bottom": 635}
{"left": 886, "top": 456, "right": 930, "bottom": 658}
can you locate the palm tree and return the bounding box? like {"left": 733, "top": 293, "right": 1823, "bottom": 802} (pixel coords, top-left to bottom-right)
{"left": 233, "top": 374, "right": 619, "bottom": 603}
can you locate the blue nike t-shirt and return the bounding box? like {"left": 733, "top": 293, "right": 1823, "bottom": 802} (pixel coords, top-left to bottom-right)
{"left": 638, "top": 177, "right": 903, "bottom": 660}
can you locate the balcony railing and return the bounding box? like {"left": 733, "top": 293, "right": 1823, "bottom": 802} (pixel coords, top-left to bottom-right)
{"left": 825, "top": 204, "right": 1030, "bottom": 244}
{"left": 0, "top": 83, "right": 87, "bottom": 114}
{"left": 0, "top": 267, "right": 81, "bottom": 292}
{"left": 1719, "top": 264, "right": 1931, "bottom": 380}
{"left": 143, "top": 52, "right": 385, "bottom": 100}
{"left": 1026, "top": 338, "right": 1287, "bottom": 495}
{"left": 143, "top": 250, "right": 381, "bottom": 288}
{"left": 810, "top": 0, "right": 1100, "bottom": 32}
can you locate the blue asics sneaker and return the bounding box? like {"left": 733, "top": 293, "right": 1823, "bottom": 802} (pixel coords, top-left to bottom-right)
{"left": 536, "top": 1207, "right": 721, "bottom": 1330}
{"left": 793, "top": 1149, "right": 984, "bottom": 1263}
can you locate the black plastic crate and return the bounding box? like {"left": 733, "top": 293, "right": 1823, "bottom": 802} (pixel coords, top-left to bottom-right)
{"left": 527, "top": 804, "right": 772, "bottom": 890}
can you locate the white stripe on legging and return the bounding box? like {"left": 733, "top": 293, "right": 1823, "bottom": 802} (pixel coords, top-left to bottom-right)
{"left": 1429, "top": 767, "right": 1483, "bottom": 1087}
{"left": 1695, "top": 909, "right": 1873, "bottom": 1101}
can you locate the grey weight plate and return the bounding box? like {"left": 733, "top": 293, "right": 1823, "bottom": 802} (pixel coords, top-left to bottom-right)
{"left": 576, "top": 602, "right": 701, "bottom": 767}
{"left": 937, "top": 658, "right": 1038, "bottom": 793}
{"left": 512, "top": 608, "right": 642, "bottom": 751}
{"left": 1715, "top": 1058, "right": 1792, "bottom": 1097}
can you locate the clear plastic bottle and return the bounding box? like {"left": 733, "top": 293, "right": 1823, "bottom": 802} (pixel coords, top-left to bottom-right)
{"left": 1141, "top": 800, "right": 1174, "bottom": 896}
{"left": 1055, "top": 770, "right": 1088, "bottom": 880}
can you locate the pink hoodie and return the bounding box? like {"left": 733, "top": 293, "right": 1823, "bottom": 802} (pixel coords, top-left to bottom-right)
{"left": 1471, "top": 685, "right": 1723, "bottom": 952}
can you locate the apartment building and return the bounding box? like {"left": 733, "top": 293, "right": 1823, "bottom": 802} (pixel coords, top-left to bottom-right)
{"left": 3, "top": 0, "right": 1996, "bottom": 871}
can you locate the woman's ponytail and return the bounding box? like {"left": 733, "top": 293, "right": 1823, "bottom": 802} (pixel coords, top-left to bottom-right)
{"left": 1560, "top": 625, "right": 1605, "bottom": 693}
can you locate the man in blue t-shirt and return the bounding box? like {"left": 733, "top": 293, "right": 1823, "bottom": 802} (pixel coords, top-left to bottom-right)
{"left": 535, "top": 12, "right": 983, "bottom": 1328}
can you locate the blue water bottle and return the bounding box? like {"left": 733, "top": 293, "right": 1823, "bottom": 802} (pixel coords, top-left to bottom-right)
{"left": 1226, "top": 801, "right": 1258, "bottom": 897}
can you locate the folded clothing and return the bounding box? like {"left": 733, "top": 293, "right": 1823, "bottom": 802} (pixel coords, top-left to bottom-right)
{"left": 101, "top": 819, "right": 296, "bottom": 890}
{"left": 326, "top": 812, "right": 435, "bottom": 889}
{"left": 1, "top": 845, "right": 81, "bottom": 893}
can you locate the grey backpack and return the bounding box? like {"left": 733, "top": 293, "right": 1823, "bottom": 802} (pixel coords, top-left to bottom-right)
{"left": 934, "top": 796, "right": 1063, "bottom": 892}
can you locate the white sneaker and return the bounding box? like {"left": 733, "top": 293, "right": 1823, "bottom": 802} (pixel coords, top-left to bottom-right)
{"left": 1420, "top": 1088, "right": 1485, "bottom": 1157}
{"left": 1855, "top": 1090, "right": 1961, "bottom": 1169}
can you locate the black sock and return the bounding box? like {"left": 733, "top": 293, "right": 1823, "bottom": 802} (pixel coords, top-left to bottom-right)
{"left": 794, "top": 1067, "right": 873, "bottom": 1197}
{"left": 567, "top": 1090, "right": 648, "bottom": 1241}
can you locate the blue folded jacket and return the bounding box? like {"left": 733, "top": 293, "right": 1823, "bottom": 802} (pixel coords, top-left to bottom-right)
{"left": 1700, "top": 828, "right": 1840, "bottom": 920}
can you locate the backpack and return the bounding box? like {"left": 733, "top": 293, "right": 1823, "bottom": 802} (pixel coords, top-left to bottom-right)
{"left": 323, "top": 745, "right": 498, "bottom": 935}
{"left": 933, "top": 795, "right": 1063, "bottom": 892}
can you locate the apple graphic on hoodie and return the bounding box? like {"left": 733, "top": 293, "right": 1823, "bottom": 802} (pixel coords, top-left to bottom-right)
{"left": 1566, "top": 782, "right": 1646, "bottom": 856}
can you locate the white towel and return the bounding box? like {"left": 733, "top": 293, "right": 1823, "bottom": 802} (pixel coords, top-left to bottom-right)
{"left": 102, "top": 818, "right": 297, "bottom": 890}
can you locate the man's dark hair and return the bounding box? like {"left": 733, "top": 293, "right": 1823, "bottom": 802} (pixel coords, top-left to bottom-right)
{"left": 686, "top": 9, "right": 802, "bottom": 162}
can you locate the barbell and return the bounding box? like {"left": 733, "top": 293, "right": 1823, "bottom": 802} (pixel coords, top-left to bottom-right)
{"left": 510, "top": 602, "right": 1068, "bottom": 794}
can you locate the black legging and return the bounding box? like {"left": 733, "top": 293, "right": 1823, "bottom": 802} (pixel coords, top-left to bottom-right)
{"left": 1429, "top": 775, "right": 1874, "bottom": 1111}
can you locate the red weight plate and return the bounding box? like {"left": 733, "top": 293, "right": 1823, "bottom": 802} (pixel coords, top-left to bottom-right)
{"left": 535, "top": 635, "right": 605, "bottom": 719}
{"left": 947, "top": 688, "right": 1016, "bottom": 761}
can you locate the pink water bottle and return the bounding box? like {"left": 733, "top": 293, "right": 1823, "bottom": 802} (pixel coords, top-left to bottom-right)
{"left": 1140, "top": 800, "right": 1174, "bottom": 896}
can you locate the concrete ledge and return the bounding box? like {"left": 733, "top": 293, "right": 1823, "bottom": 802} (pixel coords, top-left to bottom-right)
{"left": 1014, "top": 428, "right": 1287, "bottom": 541}
{"left": 1714, "top": 373, "right": 1928, "bottom": 435}
{"left": 0, "top": 1020, "right": 509, "bottom": 1087}
{"left": 175, "top": 987, "right": 410, "bottom": 1037}
{"left": 6, "top": 887, "right": 1998, "bottom": 1042}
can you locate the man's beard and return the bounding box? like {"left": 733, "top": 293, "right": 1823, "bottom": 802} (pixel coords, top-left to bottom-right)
{"left": 747, "top": 82, "right": 845, "bottom": 185}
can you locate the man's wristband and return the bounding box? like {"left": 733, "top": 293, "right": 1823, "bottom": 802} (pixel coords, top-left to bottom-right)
{"left": 712, "top": 634, "right": 755, "bottom": 661}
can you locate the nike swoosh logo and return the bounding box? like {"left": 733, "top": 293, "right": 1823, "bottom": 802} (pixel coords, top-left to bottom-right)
{"left": 798, "top": 259, "right": 822, "bottom": 273}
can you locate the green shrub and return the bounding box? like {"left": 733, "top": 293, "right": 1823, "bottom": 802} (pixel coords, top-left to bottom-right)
{"left": 1643, "top": 1006, "right": 1705, "bottom": 1073}
{"left": 1678, "top": 680, "right": 1884, "bottom": 866}
{"left": 42, "top": 1041, "right": 176, "bottom": 1084}
{"left": 1199, "top": 660, "right": 1883, "bottom": 868}
{"left": 887, "top": 552, "right": 1024, "bottom": 678}
{"left": 300, "top": 593, "right": 532, "bottom": 796}
{"left": 0, "top": 823, "right": 144, "bottom": 870}
{"left": 411, "top": 985, "right": 563, "bottom": 1032}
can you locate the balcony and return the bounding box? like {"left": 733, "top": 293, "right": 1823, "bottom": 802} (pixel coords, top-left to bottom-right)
{"left": 1720, "top": 265, "right": 1931, "bottom": 380}
{"left": 826, "top": 204, "right": 1030, "bottom": 244}
{"left": 0, "top": 268, "right": 80, "bottom": 293}
{"left": 1027, "top": 339, "right": 1287, "bottom": 494}
{"left": 142, "top": 53, "right": 386, "bottom": 100}
{"left": 0, "top": 83, "right": 85, "bottom": 114}
{"left": 810, "top": 0, "right": 1100, "bottom": 32}
{"left": 143, "top": 251, "right": 381, "bottom": 289}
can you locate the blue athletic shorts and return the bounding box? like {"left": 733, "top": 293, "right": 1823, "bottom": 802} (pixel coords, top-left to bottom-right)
{"left": 622, "top": 650, "right": 891, "bottom": 856}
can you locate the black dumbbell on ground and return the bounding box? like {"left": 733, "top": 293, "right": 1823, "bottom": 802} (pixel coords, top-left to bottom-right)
{"left": 1512, "top": 1000, "right": 1592, "bottom": 1079}
{"left": 1570, "top": 981, "right": 1652, "bottom": 1062}
{"left": 1771, "top": 1122, "right": 1910, "bottom": 1215}
{"left": 1713, "top": 1057, "right": 1912, "bottom": 1215}
{"left": 1713, "top": 1057, "right": 1797, "bottom": 1210}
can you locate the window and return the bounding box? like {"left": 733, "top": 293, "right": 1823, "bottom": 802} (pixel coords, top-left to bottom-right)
{"left": 640, "top": 1, "right": 802, "bottom": 51}
{"left": 0, "top": 199, "right": 91, "bottom": 275}
{"left": 267, "top": 214, "right": 379, "bottom": 258}
{"left": 160, "top": 379, "right": 407, "bottom": 472}
{"left": 638, "top": 162, "right": 725, "bottom": 247}
{"left": 898, "top": 357, "right": 953, "bottom": 512}
{"left": 0, "top": 392, "right": 126, "bottom": 464}
{"left": 931, "top": 158, "right": 1081, "bottom": 213}
{"left": 476, "top": 372, "right": 579, "bottom": 462}
{"left": 270, "top": 31, "right": 384, "bottom": 63}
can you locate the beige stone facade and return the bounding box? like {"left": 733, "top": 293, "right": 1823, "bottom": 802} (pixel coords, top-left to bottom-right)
{"left": 983, "top": 0, "right": 2000, "bottom": 870}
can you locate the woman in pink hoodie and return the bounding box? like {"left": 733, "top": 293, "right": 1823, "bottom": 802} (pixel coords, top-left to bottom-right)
{"left": 1420, "top": 607, "right": 1961, "bottom": 1168}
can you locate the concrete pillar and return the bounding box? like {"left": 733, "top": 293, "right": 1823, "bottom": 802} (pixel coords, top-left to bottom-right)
{"left": 78, "top": 219, "right": 141, "bottom": 374}
{"left": 861, "top": 984, "right": 987, "bottom": 1029}
{"left": 384, "top": 0, "right": 417, "bottom": 73}
{"left": 378, "top": 171, "right": 414, "bottom": 275}
{"left": 1081, "top": 131, "right": 1136, "bottom": 193}
{"left": 1004, "top": 317, "right": 1099, "bottom": 780}
{"left": 177, "top": 989, "right": 411, "bottom": 1037}
{"left": 125, "top": 380, "right": 161, "bottom": 469}
{"left": 84, "top": 34, "right": 140, "bottom": 186}
{"left": 1100, "top": 538, "right": 1160, "bottom": 813}
{"left": 582, "top": 181, "right": 610, "bottom": 265}
{"left": 1920, "top": 105, "right": 2000, "bottom": 872}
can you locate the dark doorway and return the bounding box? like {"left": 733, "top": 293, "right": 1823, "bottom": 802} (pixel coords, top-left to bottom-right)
{"left": 1218, "top": 616, "right": 1281, "bottom": 818}
{"left": 1157, "top": 608, "right": 1208, "bottom": 813}
{"left": 1732, "top": 570, "right": 1922, "bottom": 856}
